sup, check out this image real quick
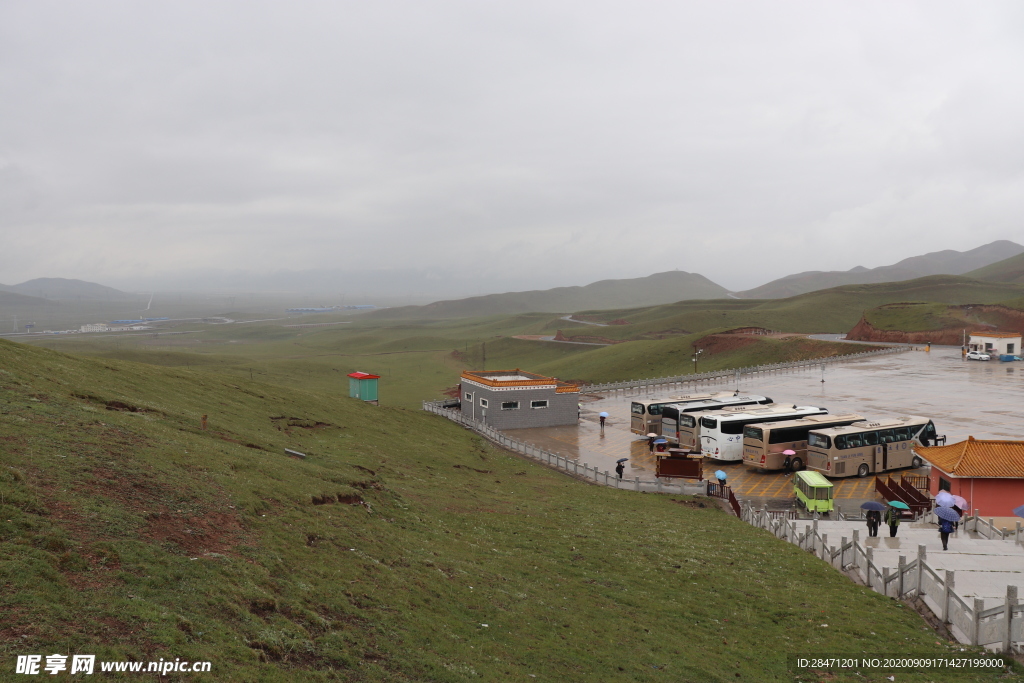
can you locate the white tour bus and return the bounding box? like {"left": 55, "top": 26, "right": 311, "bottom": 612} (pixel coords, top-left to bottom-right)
{"left": 629, "top": 392, "right": 762, "bottom": 436}
{"left": 660, "top": 394, "right": 773, "bottom": 446}
{"left": 699, "top": 405, "right": 828, "bottom": 462}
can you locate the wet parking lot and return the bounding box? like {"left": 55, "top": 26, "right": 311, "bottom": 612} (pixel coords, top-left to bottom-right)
{"left": 511, "top": 346, "right": 1024, "bottom": 508}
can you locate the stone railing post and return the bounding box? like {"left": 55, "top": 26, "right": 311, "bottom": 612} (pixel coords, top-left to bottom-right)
{"left": 942, "top": 570, "right": 955, "bottom": 623}
{"left": 1003, "top": 585, "right": 1018, "bottom": 653}
{"left": 634, "top": 477, "right": 640, "bottom": 492}
{"left": 898, "top": 555, "right": 906, "bottom": 597}
{"left": 866, "top": 547, "right": 874, "bottom": 588}
{"left": 972, "top": 597, "right": 984, "bottom": 646}
{"left": 916, "top": 545, "right": 926, "bottom": 596}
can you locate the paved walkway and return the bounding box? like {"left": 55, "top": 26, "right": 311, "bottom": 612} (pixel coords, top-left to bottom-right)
{"left": 813, "top": 519, "right": 1024, "bottom": 612}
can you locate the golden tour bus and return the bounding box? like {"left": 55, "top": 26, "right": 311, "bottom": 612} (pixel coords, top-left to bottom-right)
{"left": 629, "top": 392, "right": 768, "bottom": 436}
{"left": 659, "top": 394, "right": 772, "bottom": 446}
{"left": 806, "top": 416, "right": 941, "bottom": 478}
{"left": 741, "top": 413, "right": 864, "bottom": 472}
{"left": 793, "top": 470, "right": 834, "bottom": 513}
{"left": 698, "top": 405, "right": 828, "bottom": 461}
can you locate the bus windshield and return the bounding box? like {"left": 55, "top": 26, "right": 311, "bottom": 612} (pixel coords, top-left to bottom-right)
{"left": 631, "top": 403, "right": 645, "bottom": 415}
{"left": 808, "top": 433, "right": 831, "bottom": 449}
{"left": 700, "top": 416, "right": 718, "bottom": 429}
{"left": 680, "top": 414, "right": 696, "bottom": 428}
{"left": 648, "top": 404, "right": 664, "bottom": 416}
{"left": 743, "top": 426, "right": 763, "bottom": 441}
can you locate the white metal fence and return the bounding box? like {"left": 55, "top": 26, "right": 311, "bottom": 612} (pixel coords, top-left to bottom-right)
{"left": 581, "top": 346, "right": 910, "bottom": 394}
{"left": 422, "top": 400, "right": 703, "bottom": 495}
{"left": 743, "top": 505, "right": 1023, "bottom": 652}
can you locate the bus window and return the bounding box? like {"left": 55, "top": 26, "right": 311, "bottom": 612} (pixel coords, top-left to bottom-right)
{"left": 894, "top": 427, "right": 911, "bottom": 441}
{"left": 816, "top": 488, "right": 830, "bottom": 499}
{"left": 808, "top": 433, "right": 830, "bottom": 449}
{"left": 744, "top": 426, "right": 763, "bottom": 441}
{"left": 846, "top": 434, "right": 864, "bottom": 448}
{"left": 722, "top": 421, "right": 745, "bottom": 435}
{"left": 700, "top": 417, "right": 718, "bottom": 430}
{"left": 878, "top": 429, "right": 894, "bottom": 443}
{"left": 835, "top": 434, "right": 848, "bottom": 449}
{"left": 680, "top": 415, "right": 696, "bottom": 428}
{"left": 921, "top": 421, "right": 937, "bottom": 442}
{"left": 631, "top": 403, "right": 645, "bottom": 415}
{"left": 648, "top": 404, "right": 664, "bottom": 416}
{"left": 863, "top": 431, "right": 878, "bottom": 446}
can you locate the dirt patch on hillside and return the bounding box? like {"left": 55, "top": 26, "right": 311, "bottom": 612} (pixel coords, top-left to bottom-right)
{"left": 847, "top": 304, "right": 1024, "bottom": 344}
{"left": 692, "top": 334, "right": 760, "bottom": 355}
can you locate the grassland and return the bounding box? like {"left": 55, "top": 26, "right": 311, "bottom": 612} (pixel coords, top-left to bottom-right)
{"left": 0, "top": 338, "right": 1012, "bottom": 682}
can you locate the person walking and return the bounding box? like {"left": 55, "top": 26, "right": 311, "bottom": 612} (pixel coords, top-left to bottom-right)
{"left": 599, "top": 414, "right": 607, "bottom": 427}
{"left": 884, "top": 505, "right": 901, "bottom": 538}
{"left": 783, "top": 453, "right": 792, "bottom": 475}
{"left": 938, "top": 518, "right": 954, "bottom": 551}
{"left": 866, "top": 509, "right": 880, "bottom": 537}
{"left": 615, "top": 461, "right": 625, "bottom": 479}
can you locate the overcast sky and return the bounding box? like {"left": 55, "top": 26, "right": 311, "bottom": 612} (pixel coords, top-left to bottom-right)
{"left": 2, "top": 1, "right": 1023, "bottom": 294}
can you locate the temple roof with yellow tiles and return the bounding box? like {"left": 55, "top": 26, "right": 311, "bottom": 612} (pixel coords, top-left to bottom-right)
{"left": 918, "top": 437, "right": 1024, "bottom": 478}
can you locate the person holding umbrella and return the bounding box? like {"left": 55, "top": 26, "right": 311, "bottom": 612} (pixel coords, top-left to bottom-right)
{"left": 646, "top": 432, "right": 658, "bottom": 452}
{"left": 934, "top": 506, "right": 961, "bottom": 551}
{"left": 782, "top": 449, "right": 796, "bottom": 475}
{"left": 861, "top": 502, "right": 886, "bottom": 537}
{"left": 715, "top": 469, "right": 728, "bottom": 490}
{"left": 599, "top": 411, "right": 609, "bottom": 428}
{"left": 615, "top": 458, "right": 627, "bottom": 479}
{"left": 885, "top": 502, "right": 908, "bottom": 537}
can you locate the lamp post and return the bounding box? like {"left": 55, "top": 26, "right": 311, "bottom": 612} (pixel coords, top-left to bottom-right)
{"left": 692, "top": 348, "right": 703, "bottom": 373}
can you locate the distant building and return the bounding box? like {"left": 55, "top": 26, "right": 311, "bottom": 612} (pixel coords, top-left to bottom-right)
{"left": 80, "top": 324, "right": 110, "bottom": 333}
{"left": 968, "top": 333, "right": 1020, "bottom": 356}
{"left": 460, "top": 369, "right": 579, "bottom": 429}
{"left": 919, "top": 437, "right": 1024, "bottom": 517}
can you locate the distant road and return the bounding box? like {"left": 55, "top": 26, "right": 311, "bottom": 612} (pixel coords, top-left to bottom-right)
{"left": 560, "top": 315, "right": 608, "bottom": 327}
{"left": 808, "top": 333, "right": 914, "bottom": 347}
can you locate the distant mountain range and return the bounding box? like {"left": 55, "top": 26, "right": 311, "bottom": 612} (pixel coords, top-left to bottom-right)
{"left": 0, "top": 278, "right": 132, "bottom": 301}
{"left": 735, "top": 240, "right": 1024, "bottom": 299}
{"left": 372, "top": 271, "right": 729, "bottom": 319}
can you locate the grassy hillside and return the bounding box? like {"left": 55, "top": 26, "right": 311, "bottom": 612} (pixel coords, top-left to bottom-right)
{"left": 533, "top": 333, "right": 882, "bottom": 384}
{"left": 371, "top": 271, "right": 729, "bottom": 319}
{"left": 557, "top": 275, "right": 1024, "bottom": 337}
{"left": 0, "top": 339, "right": 1007, "bottom": 682}
{"left": 738, "top": 240, "right": 1024, "bottom": 298}
{"left": 966, "top": 251, "right": 1024, "bottom": 283}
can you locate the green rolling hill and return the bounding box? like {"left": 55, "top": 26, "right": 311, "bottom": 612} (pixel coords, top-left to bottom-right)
{"left": 0, "top": 338, "right": 1007, "bottom": 681}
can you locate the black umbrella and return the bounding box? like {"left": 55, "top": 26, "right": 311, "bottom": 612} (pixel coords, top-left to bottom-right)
{"left": 934, "top": 506, "right": 961, "bottom": 523}
{"left": 860, "top": 501, "right": 887, "bottom": 511}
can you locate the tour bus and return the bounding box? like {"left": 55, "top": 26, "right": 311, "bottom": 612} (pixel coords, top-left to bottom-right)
{"left": 741, "top": 413, "right": 865, "bottom": 472}
{"left": 806, "top": 416, "right": 942, "bottom": 478}
{"left": 629, "top": 392, "right": 763, "bottom": 436}
{"left": 699, "top": 405, "right": 828, "bottom": 461}
{"left": 660, "top": 394, "right": 773, "bottom": 446}
{"left": 793, "top": 470, "right": 834, "bottom": 513}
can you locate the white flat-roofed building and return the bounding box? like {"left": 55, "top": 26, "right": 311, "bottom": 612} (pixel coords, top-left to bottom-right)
{"left": 968, "top": 333, "right": 1021, "bottom": 356}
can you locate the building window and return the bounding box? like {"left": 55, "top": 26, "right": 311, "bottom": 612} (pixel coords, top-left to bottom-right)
{"left": 464, "top": 392, "right": 473, "bottom": 402}
{"left": 938, "top": 477, "right": 951, "bottom": 492}
{"left": 531, "top": 400, "right": 548, "bottom": 409}
{"left": 501, "top": 401, "right": 520, "bottom": 410}
{"left": 1009, "top": 344, "right": 1016, "bottom": 354}
{"left": 479, "top": 398, "right": 488, "bottom": 408}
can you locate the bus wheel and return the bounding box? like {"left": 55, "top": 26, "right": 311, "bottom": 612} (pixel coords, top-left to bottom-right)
{"left": 912, "top": 456, "right": 923, "bottom": 468}
{"left": 791, "top": 458, "right": 803, "bottom": 471}
{"left": 857, "top": 464, "right": 869, "bottom": 478}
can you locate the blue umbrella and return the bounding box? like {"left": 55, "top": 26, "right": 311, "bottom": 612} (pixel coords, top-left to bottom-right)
{"left": 888, "top": 500, "right": 911, "bottom": 510}
{"left": 599, "top": 412, "right": 609, "bottom": 418}
{"left": 1013, "top": 504, "right": 1024, "bottom": 519}
{"left": 860, "top": 501, "right": 887, "bottom": 511}
{"left": 934, "top": 506, "right": 961, "bottom": 522}
{"left": 616, "top": 458, "right": 629, "bottom": 463}
{"left": 653, "top": 438, "right": 667, "bottom": 444}
{"left": 714, "top": 470, "right": 727, "bottom": 480}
